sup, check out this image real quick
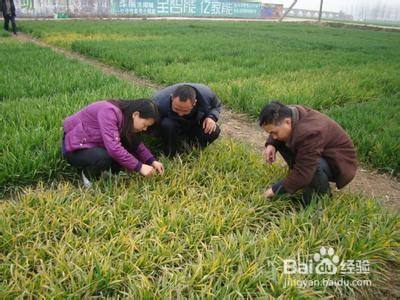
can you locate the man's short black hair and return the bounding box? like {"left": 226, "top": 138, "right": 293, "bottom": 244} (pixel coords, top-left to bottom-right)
{"left": 172, "top": 85, "right": 197, "bottom": 103}
{"left": 259, "top": 101, "right": 292, "bottom": 126}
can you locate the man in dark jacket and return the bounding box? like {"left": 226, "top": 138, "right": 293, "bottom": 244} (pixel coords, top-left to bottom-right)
{"left": 1, "top": 0, "right": 16, "bottom": 35}
{"left": 152, "top": 83, "right": 221, "bottom": 156}
{"left": 259, "top": 101, "right": 357, "bottom": 205}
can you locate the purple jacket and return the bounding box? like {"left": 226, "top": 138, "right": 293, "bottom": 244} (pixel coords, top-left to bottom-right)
{"left": 63, "top": 101, "right": 155, "bottom": 172}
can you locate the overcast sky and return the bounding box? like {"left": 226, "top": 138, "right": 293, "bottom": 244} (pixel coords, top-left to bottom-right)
{"left": 269, "top": 0, "right": 400, "bottom": 20}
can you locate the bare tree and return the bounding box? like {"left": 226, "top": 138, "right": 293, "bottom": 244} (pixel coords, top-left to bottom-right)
{"left": 279, "top": 0, "right": 297, "bottom": 22}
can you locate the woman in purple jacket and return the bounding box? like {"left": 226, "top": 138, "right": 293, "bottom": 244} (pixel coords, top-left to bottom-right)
{"left": 62, "top": 99, "right": 164, "bottom": 186}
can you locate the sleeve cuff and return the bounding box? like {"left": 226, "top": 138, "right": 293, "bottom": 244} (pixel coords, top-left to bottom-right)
{"left": 145, "top": 157, "right": 156, "bottom": 165}
{"left": 207, "top": 115, "right": 217, "bottom": 122}
{"left": 265, "top": 141, "right": 276, "bottom": 148}
{"left": 134, "top": 162, "right": 143, "bottom": 172}
{"left": 272, "top": 180, "right": 287, "bottom": 195}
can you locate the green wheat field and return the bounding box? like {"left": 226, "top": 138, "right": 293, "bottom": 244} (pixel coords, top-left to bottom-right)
{"left": 0, "top": 20, "right": 399, "bottom": 298}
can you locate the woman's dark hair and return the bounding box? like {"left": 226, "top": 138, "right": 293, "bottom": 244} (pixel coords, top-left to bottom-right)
{"left": 108, "top": 99, "right": 159, "bottom": 149}
{"left": 259, "top": 101, "right": 292, "bottom": 126}
{"left": 172, "top": 85, "right": 197, "bottom": 103}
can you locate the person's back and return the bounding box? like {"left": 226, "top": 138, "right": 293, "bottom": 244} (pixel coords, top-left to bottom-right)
{"left": 63, "top": 101, "right": 114, "bottom": 145}
{"left": 285, "top": 105, "right": 357, "bottom": 191}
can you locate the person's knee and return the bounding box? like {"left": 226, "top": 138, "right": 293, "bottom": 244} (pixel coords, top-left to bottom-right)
{"left": 92, "top": 149, "right": 113, "bottom": 168}
{"left": 302, "top": 171, "right": 330, "bottom": 206}
{"left": 309, "top": 166, "right": 330, "bottom": 193}
{"left": 73, "top": 148, "right": 112, "bottom": 169}
{"left": 275, "top": 143, "right": 295, "bottom": 168}
{"left": 188, "top": 124, "right": 220, "bottom": 149}
{"left": 208, "top": 124, "right": 221, "bottom": 142}
{"left": 160, "top": 118, "right": 178, "bottom": 133}
{"left": 84, "top": 149, "right": 113, "bottom": 177}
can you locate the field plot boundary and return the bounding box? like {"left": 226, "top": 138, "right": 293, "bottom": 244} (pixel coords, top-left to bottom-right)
{"left": 15, "top": 33, "right": 400, "bottom": 211}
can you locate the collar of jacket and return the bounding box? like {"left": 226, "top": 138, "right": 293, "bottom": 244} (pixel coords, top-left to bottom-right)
{"left": 289, "top": 105, "right": 299, "bottom": 127}
{"left": 285, "top": 105, "right": 300, "bottom": 147}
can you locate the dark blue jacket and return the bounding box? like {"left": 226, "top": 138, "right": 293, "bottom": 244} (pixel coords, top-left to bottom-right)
{"left": 1, "top": 0, "right": 16, "bottom": 17}
{"left": 152, "top": 83, "right": 221, "bottom": 124}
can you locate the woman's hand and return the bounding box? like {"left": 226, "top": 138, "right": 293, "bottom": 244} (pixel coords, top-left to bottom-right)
{"left": 152, "top": 161, "right": 165, "bottom": 175}
{"left": 140, "top": 164, "right": 155, "bottom": 177}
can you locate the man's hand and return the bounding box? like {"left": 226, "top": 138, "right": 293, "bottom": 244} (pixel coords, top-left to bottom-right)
{"left": 202, "top": 117, "right": 217, "bottom": 134}
{"left": 139, "top": 164, "right": 155, "bottom": 177}
{"left": 263, "top": 145, "right": 276, "bottom": 164}
{"left": 263, "top": 187, "right": 275, "bottom": 198}
{"left": 152, "top": 161, "right": 164, "bottom": 175}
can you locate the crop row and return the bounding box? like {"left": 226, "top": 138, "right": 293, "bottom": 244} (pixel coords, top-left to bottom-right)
{"left": 0, "top": 33, "right": 399, "bottom": 299}
{"left": 19, "top": 20, "right": 400, "bottom": 174}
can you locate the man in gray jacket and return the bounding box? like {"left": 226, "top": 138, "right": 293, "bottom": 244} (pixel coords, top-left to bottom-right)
{"left": 152, "top": 83, "right": 221, "bottom": 156}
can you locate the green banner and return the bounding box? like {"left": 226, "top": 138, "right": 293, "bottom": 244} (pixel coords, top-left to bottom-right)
{"left": 111, "top": 0, "right": 261, "bottom": 18}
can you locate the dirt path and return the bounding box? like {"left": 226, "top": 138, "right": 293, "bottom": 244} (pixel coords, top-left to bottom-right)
{"left": 16, "top": 33, "right": 400, "bottom": 211}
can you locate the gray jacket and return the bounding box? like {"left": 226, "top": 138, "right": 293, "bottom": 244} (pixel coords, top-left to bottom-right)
{"left": 152, "top": 83, "right": 221, "bottom": 124}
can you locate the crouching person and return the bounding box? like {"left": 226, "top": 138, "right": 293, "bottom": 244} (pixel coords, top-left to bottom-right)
{"left": 62, "top": 99, "right": 164, "bottom": 187}
{"left": 259, "top": 101, "right": 357, "bottom": 205}
{"left": 152, "top": 83, "right": 221, "bottom": 156}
